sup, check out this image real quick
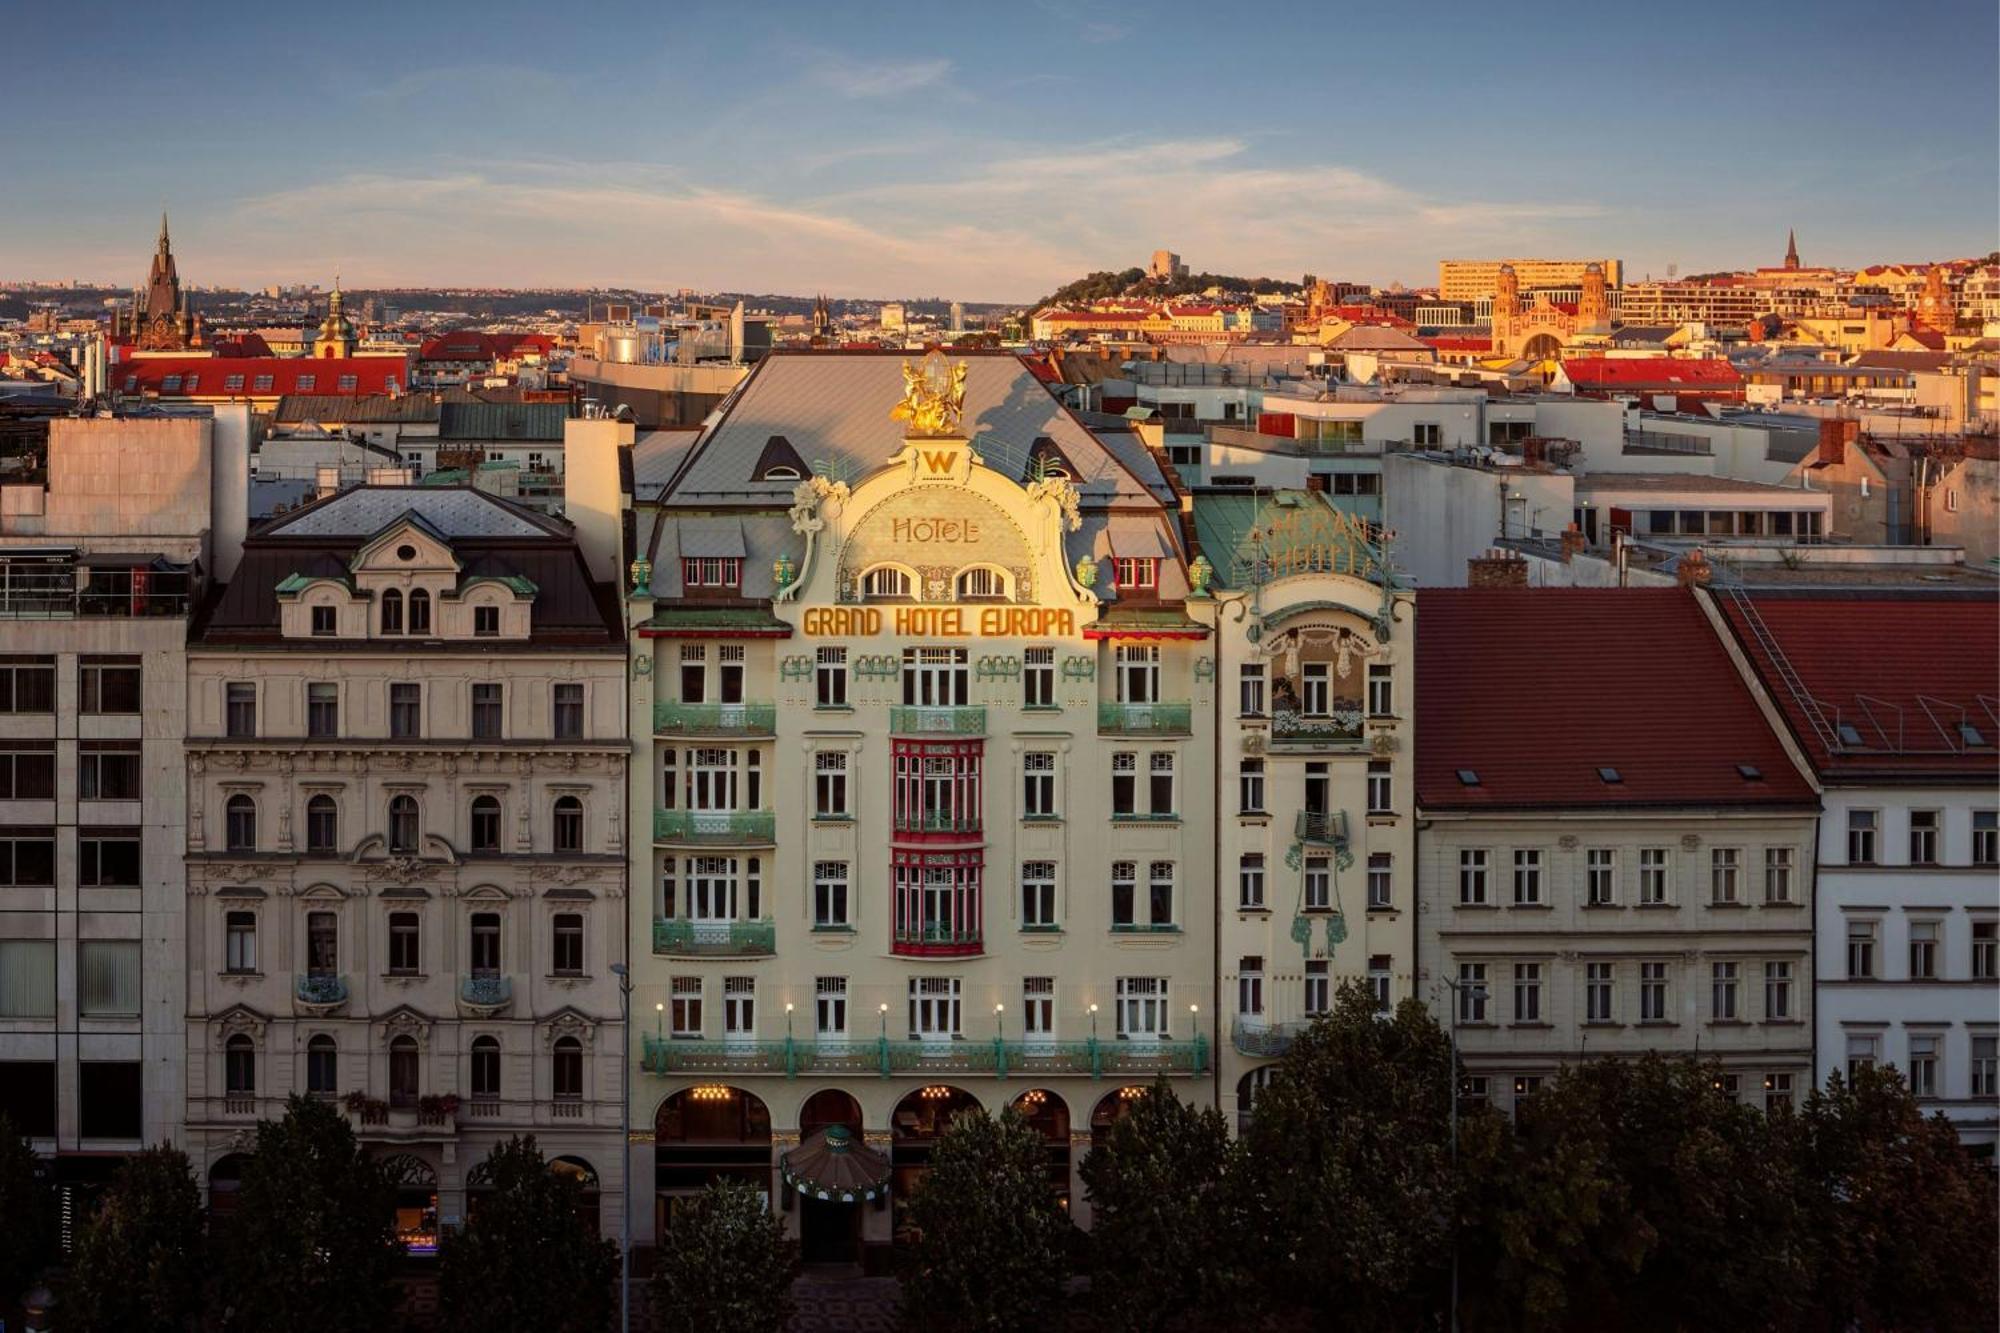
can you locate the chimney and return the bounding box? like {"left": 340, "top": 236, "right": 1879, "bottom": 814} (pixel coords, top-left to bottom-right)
{"left": 1521, "top": 436, "right": 1546, "bottom": 467}
{"left": 1305, "top": 473, "right": 1328, "bottom": 493}
{"left": 1467, "top": 548, "right": 1528, "bottom": 588}
{"left": 1817, "top": 417, "right": 1857, "bottom": 465}
{"left": 1560, "top": 522, "right": 1586, "bottom": 563}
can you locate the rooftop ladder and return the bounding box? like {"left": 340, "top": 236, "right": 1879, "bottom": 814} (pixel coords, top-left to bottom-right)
{"left": 1721, "top": 586, "right": 1842, "bottom": 754}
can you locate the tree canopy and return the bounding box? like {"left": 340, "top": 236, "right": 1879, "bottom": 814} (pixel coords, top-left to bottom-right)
{"left": 650, "top": 1177, "right": 800, "bottom": 1333}
{"left": 439, "top": 1136, "right": 616, "bottom": 1333}
{"left": 59, "top": 1144, "right": 207, "bottom": 1333}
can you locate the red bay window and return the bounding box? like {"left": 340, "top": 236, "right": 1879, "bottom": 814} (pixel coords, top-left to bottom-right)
{"left": 892, "top": 849, "right": 983, "bottom": 955}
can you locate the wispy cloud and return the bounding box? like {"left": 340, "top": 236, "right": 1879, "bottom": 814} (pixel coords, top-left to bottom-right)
{"left": 807, "top": 53, "right": 954, "bottom": 99}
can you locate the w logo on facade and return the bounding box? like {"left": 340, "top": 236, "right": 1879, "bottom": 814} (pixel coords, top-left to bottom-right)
{"left": 921, "top": 450, "right": 957, "bottom": 475}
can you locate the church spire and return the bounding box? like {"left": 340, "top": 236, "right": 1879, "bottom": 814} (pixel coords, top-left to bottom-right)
{"left": 1784, "top": 228, "right": 1800, "bottom": 270}
{"left": 158, "top": 210, "right": 171, "bottom": 253}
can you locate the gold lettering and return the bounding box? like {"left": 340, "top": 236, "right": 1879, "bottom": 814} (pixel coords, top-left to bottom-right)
{"left": 921, "top": 449, "right": 956, "bottom": 475}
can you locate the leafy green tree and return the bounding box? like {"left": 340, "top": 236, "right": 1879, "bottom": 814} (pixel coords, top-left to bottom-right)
{"left": 900, "top": 1104, "right": 1072, "bottom": 1332}
{"left": 218, "top": 1095, "right": 401, "bottom": 1331}
{"left": 59, "top": 1145, "right": 206, "bottom": 1332}
{"left": 1080, "top": 1078, "right": 1247, "bottom": 1332}
{"left": 1236, "top": 984, "right": 1478, "bottom": 1329}
{"left": 440, "top": 1136, "right": 616, "bottom": 1333}
{"left": 649, "top": 1177, "right": 800, "bottom": 1333}
{"left": 0, "top": 1113, "right": 54, "bottom": 1312}
{"left": 1792, "top": 1066, "right": 1999, "bottom": 1332}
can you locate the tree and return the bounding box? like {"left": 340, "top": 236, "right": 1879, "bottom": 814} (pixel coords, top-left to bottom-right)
{"left": 59, "top": 1145, "right": 206, "bottom": 1332}
{"left": 440, "top": 1137, "right": 616, "bottom": 1333}
{"left": 649, "top": 1177, "right": 799, "bottom": 1333}
{"left": 1080, "top": 1079, "right": 1247, "bottom": 1332}
{"left": 899, "top": 1104, "right": 1072, "bottom": 1332}
{"left": 218, "top": 1095, "right": 401, "bottom": 1331}
{"left": 1792, "top": 1066, "right": 1999, "bottom": 1332}
{"left": 0, "top": 1113, "right": 54, "bottom": 1312}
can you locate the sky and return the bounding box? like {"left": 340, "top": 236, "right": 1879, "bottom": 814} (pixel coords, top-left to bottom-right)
{"left": 2, "top": 0, "right": 1995, "bottom": 302}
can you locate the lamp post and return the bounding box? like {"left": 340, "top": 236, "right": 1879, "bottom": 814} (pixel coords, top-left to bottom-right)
{"left": 1436, "top": 974, "right": 1484, "bottom": 1333}
{"left": 654, "top": 1000, "right": 663, "bottom": 1041}
{"left": 610, "top": 962, "right": 632, "bottom": 1333}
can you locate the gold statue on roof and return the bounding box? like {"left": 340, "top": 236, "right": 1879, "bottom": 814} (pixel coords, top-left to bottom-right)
{"left": 891, "top": 349, "right": 969, "bottom": 437}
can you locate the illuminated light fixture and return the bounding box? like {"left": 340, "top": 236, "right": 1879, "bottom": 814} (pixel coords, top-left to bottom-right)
{"left": 1118, "top": 1085, "right": 1145, "bottom": 1101}
{"left": 920, "top": 1085, "right": 953, "bottom": 1101}
{"left": 690, "top": 1084, "right": 733, "bottom": 1102}
{"left": 1019, "top": 1089, "right": 1046, "bottom": 1106}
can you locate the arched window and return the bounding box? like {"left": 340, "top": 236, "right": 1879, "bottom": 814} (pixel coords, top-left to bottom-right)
{"left": 552, "top": 1036, "right": 583, "bottom": 1101}
{"left": 389, "top": 1035, "right": 420, "bottom": 1108}
{"left": 380, "top": 589, "right": 403, "bottom": 635}
{"left": 470, "top": 796, "right": 502, "bottom": 853}
{"left": 305, "top": 795, "right": 338, "bottom": 854}
{"left": 306, "top": 1035, "right": 337, "bottom": 1096}
{"left": 762, "top": 465, "right": 801, "bottom": 480}
{"left": 407, "top": 589, "right": 431, "bottom": 635}
{"left": 860, "top": 565, "right": 913, "bottom": 600}
{"left": 471, "top": 1035, "right": 501, "bottom": 1101}
{"left": 955, "top": 566, "right": 1010, "bottom": 602}
{"left": 225, "top": 795, "right": 257, "bottom": 851}
{"left": 225, "top": 1035, "right": 256, "bottom": 1096}
{"left": 552, "top": 796, "right": 583, "bottom": 853}
{"left": 388, "top": 795, "right": 420, "bottom": 854}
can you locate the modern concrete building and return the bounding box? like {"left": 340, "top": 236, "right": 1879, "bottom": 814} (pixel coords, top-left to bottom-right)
{"left": 0, "top": 410, "right": 245, "bottom": 1210}
{"left": 1415, "top": 588, "right": 1821, "bottom": 1118}
{"left": 181, "top": 484, "right": 630, "bottom": 1244}
{"left": 1713, "top": 592, "right": 1999, "bottom": 1153}
{"left": 609, "top": 350, "right": 1217, "bottom": 1267}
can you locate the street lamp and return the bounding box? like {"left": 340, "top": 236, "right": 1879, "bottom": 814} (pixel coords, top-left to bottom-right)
{"left": 1088, "top": 1002, "right": 1098, "bottom": 1040}
{"left": 653, "top": 1000, "right": 663, "bottom": 1040}
{"left": 610, "top": 962, "right": 633, "bottom": 1333}
{"left": 1435, "top": 974, "right": 1485, "bottom": 1333}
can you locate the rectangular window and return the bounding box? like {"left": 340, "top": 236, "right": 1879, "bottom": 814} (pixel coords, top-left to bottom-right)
{"left": 1111, "top": 752, "right": 1136, "bottom": 816}
{"left": 1111, "top": 861, "right": 1136, "bottom": 926}
{"left": 77, "top": 744, "right": 141, "bottom": 800}
{"left": 1512, "top": 849, "right": 1543, "bottom": 906}
{"left": 1366, "top": 664, "right": 1393, "bottom": 717}
{"left": 471, "top": 683, "right": 503, "bottom": 739}
{"left": 1147, "top": 862, "right": 1175, "bottom": 927}
{"left": 78, "top": 828, "right": 141, "bottom": 887}
{"left": 1764, "top": 961, "right": 1792, "bottom": 1020}
{"left": 0, "top": 941, "right": 57, "bottom": 1018}
{"left": 718, "top": 645, "right": 745, "bottom": 705}
{"left": 1239, "top": 663, "right": 1266, "bottom": 717}
{"left": 467, "top": 913, "right": 497, "bottom": 974}
{"left": 1764, "top": 847, "right": 1794, "bottom": 903}
{"left": 1908, "top": 920, "right": 1939, "bottom": 979}
{"left": 816, "top": 977, "right": 847, "bottom": 1038}
{"left": 79, "top": 656, "right": 141, "bottom": 714}
{"left": 1972, "top": 1035, "right": 1998, "bottom": 1098}
{"left": 552, "top": 913, "right": 584, "bottom": 975}
{"left": 1367, "top": 853, "right": 1392, "bottom": 909}
{"left": 1113, "top": 557, "right": 1158, "bottom": 592}
{"left": 389, "top": 683, "right": 421, "bottom": 738}
{"left": 1367, "top": 761, "right": 1392, "bottom": 815}
{"left": 1239, "top": 759, "right": 1265, "bottom": 813}
{"left": 1711, "top": 962, "right": 1739, "bottom": 1021}
{"left": 311, "top": 605, "right": 336, "bottom": 637}
{"left": 1456, "top": 963, "right": 1487, "bottom": 1023}
{"left": 1586, "top": 961, "right": 1614, "bottom": 1023}
{"left": 1765, "top": 1072, "right": 1795, "bottom": 1114}
{"left": 722, "top": 977, "right": 755, "bottom": 1036}
{"left": 679, "top": 645, "right": 706, "bottom": 704}
{"left": 1023, "top": 752, "right": 1056, "bottom": 818}
{"left": 815, "top": 647, "right": 848, "bottom": 708}
{"left": 909, "top": 976, "right": 962, "bottom": 1039}
{"left": 1368, "top": 955, "right": 1391, "bottom": 1012}
{"left": 670, "top": 977, "right": 702, "bottom": 1037}
{"left": 1847, "top": 919, "right": 1878, "bottom": 979}
{"left": 1237, "top": 955, "right": 1264, "bottom": 1017}
{"left": 552, "top": 684, "right": 584, "bottom": 740}
{"left": 1115, "top": 644, "right": 1159, "bottom": 704}
{"left": 1513, "top": 963, "right": 1542, "bottom": 1023}
{"left": 1908, "top": 1034, "right": 1939, "bottom": 1098}
{"left": 1638, "top": 848, "right": 1669, "bottom": 905}
{"left": 474, "top": 605, "right": 499, "bottom": 637}
{"left": 1586, "top": 849, "right": 1617, "bottom": 907}
{"left": 1021, "top": 861, "right": 1056, "bottom": 928}
{"left": 1845, "top": 1033, "right": 1877, "bottom": 1081}
{"left": 1973, "top": 811, "right": 1999, "bottom": 867}
{"left": 1023, "top": 646, "right": 1055, "bottom": 707}
{"left": 1847, "top": 809, "right": 1878, "bottom": 864}
{"left": 1459, "top": 849, "right": 1490, "bottom": 905}
{"left": 0, "top": 657, "right": 56, "bottom": 714}
{"left": 1640, "top": 962, "right": 1668, "bottom": 1022}
{"left": 388, "top": 912, "right": 419, "bottom": 975}
{"left": 225, "top": 682, "right": 257, "bottom": 737}
{"left": 1301, "top": 663, "right": 1330, "bottom": 716}
{"left": 1909, "top": 810, "right": 1940, "bottom": 865}
{"left": 815, "top": 753, "right": 850, "bottom": 819}
{"left": 1115, "top": 976, "right": 1168, "bottom": 1039}
{"left": 1973, "top": 920, "right": 1997, "bottom": 980}
{"left": 1303, "top": 855, "right": 1331, "bottom": 911}
{"left": 813, "top": 861, "right": 849, "bottom": 928}
{"left": 307, "top": 683, "right": 339, "bottom": 739}
{"left": 0, "top": 830, "right": 56, "bottom": 886}
{"left": 1239, "top": 854, "right": 1266, "bottom": 910}
{"left": 225, "top": 912, "right": 258, "bottom": 975}
{"left": 1304, "top": 960, "right": 1331, "bottom": 1016}
{"left": 78, "top": 940, "right": 141, "bottom": 1016}
{"left": 1710, "top": 848, "right": 1740, "bottom": 904}
{"left": 1023, "top": 977, "right": 1054, "bottom": 1038}
{"left": 0, "top": 744, "right": 55, "bottom": 799}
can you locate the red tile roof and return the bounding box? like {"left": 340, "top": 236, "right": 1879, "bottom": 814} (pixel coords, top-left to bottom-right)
{"left": 1714, "top": 592, "right": 2000, "bottom": 781}
{"left": 1560, "top": 357, "right": 1743, "bottom": 390}
{"left": 211, "top": 333, "right": 273, "bottom": 358}
{"left": 1416, "top": 588, "right": 1814, "bottom": 811}
{"left": 418, "top": 331, "right": 555, "bottom": 363}
{"left": 1424, "top": 336, "right": 1493, "bottom": 352}
{"left": 111, "top": 356, "right": 411, "bottom": 397}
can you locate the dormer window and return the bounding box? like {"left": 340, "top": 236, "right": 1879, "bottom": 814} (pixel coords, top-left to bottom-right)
{"left": 474, "top": 605, "right": 499, "bottom": 637}
{"left": 408, "top": 589, "right": 432, "bottom": 636}
{"left": 956, "top": 567, "right": 1010, "bottom": 602}
{"left": 1113, "top": 557, "right": 1159, "bottom": 592}
{"left": 682, "top": 558, "right": 741, "bottom": 590}
{"left": 311, "top": 605, "right": 336, "bottom": 637}
{"left": 296, "top": 375, "right": 316, "bottom": 392}
{"left": 381, "top": 589, "right": 403, "bottom": 635}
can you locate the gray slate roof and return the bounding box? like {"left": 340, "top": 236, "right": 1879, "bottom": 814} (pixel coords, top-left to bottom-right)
{"left": 263, "top": 485, "right": 562, "bottom": 539}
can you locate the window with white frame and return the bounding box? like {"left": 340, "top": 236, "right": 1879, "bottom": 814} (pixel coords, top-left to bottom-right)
{"left": 1638, "top": 848, "right": 1669, "bottom": 905}
{"left": 1367, "top": 760, "right": 1391, "bottom": 815}
{"left": 1113, "top": 557, "right": 1158, "bottom": 593}
{"left": 1368, "top": 955, "right": 1391, "bottom": 1011}
{"left": 1301, "top": 663, "right": 1330, "bottom": 716}
{"left": 1847, "top": 918, "right": 1878, "bottom": 978}
{"left": 723, "top": 976, "right": 755, "bottom": 1036}
{"left": 1972, "top": 1035, "right": 1998, "bottom": 1097}
{"left": 1907, "top": 1034, "right": 1940, "bottom": 1098}
{"left": 1974, "top": 811, "right": 1999, "bottom": 867}
{"left": 1456, "top": 963, "right": 1488, "bottom": 1023}
{"left": 1459, "top": 849, "right": 1490, "bottom": 906}
{"left": 1116, "top": 976, "right": 1168, "bottom": 1039}
{"left": 901, "top": 647, "right": 968, "bottom": 706}
{"left": 1586, "top": 962, "right": 1614, "bottom": 1023}
{"left": 1239, "top": 663, "right": 1266, "bottom": 717}
{"left": 670, "top": 977, "right": 702, "bottom": 1036}
{"left": 1303, "top": 856, "right": 1331, "bottom": 911}
{"left": 1367, "top": 854, "right": 1392, "bottom": 909}
{"left": 1845, "top": 1032, "right": 1878, "bottom": 1081}
{"left": 1111, "top": 752, "right": 1137, "bottom": 815}
{"left": 1115, "top": 645, "right": 1159, "bottom": 704}
{"left": 1513, "top": 963, "right": 1542, "bottom": 1023}
{"left": 1367, "top": 664, "right": 1393, "bottom": 717}
{"left": 1304, "top": 960, "right": 1331, "bottom": 1015}
{"left": 1023, "top": 752, "right": 1056, "bottom": 818}
{"left": 1111, "top": 861, "right": 1137, "bottom": 926}
{"left": 909, "top": 977, "right": 962, "bottom": 1040}
{"left": 1764, "top": 847, "right": 1794, "bottom": 903}
{"left": 1909, "top": 810, "right": 1940, "bottom": 866}
{"left": 1237, "top": 956, "right": 1264, "bottom": 1018}
{"left": 1764, "top": 961, "right": 1792, "bottom": 1020}
{"left": 1239, "top": 854, "right": 1265, "bottom": 910}
{"left": 815, "top": 753, "right": 849, "bottom": 819}
{"left": 1239, "top": 759, "right": 1265, "bottom": 813}
{"left": 1021, "top": 861, "right": 1056, "bottom": 928}
{"left": 1640, "top": 962, "right": 1668, "bottom": 1022}
{"left": 688, "top": 748, "right": 743, "bottom": 811}
{"left": 224, "top": 912, "right": 257, "bottom": 974}
{"left": 1710, "top": 848, "right": 1740, "bottom": 904}
{"left": 1147, "top": 862, "right": 1175, "bottom": 927}
{"left": 1711, "top": 962, "right": 1739, "bottom": 1021}
{"left": 1023, "top": 977, "right": 1054, "bottom": 1039}
{"left": 1973, "top": 920, "right": 1997, "bottom": 980}
{"left": 815, "top": 647, "right": 849, "bottom": 708}
{"left": 956, "top": 566, "right": 1008, "bottom": 600}
{"left": 1586, "top": 849, "right": 1617, "bottom": 907}
{"left": 813, "top": 861, "right": 849, "bottom": 929}
{"left": 1847, "top": 809, "right": 1878, "bottom": 864}
{"left": 1512, "top": 849, "right": 1543, "bottom": 906}
{"left": 1908, "top": 920, "right": 1939, "bottom": 979}
{"left": 861, "top": 565, "right": 912, "bottom": 599}
{"left": 1023, "top": 646, "right": 1055, "bottom": 707}
{"left": 1148, "top": 752, "right": 1175, "bottom": 815}
{"left": 816, "top": 977, "right": 847, "bottom": 1038}
{"left": 717, "top": 645, "right": 745, "bottom": 704}
{"left": 679, "top": 644, "right": 707, "bottom": 704}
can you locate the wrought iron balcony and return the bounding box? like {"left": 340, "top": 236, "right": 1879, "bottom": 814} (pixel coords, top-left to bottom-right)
{"left": 294, "top": 972, "right": 348, "bottom": 1010}
{"left": 892, "top": 812, "right": 983, "bottom": 835}
{"left": 653, "top": 700, "right": 776, "bottom": 737}
{"left": 652, "top": 917, "right": 777, "bottom": 956}
{"left": 1232, "top": 1016, "right": 1314, "bottom": 1058}
{"left": 1270, "top": 704, "right": 1366, "bottom": 746}
{"left": 653, "top": 809, "right": 776, "bottom": 845}
{"left": 889, "top": 705, "right": 987, "bottom": 736}
{"left": 641, "top": 1033, "right": 1209, "bottom": 1079}
{"left": 459, "top": 973, "right": 513, "bottom": 1014}
{"left": 1097, "top": 701, "right": 1192, "bottom": 736}
{"left": 1295, "top": 810, "right": 1349, "bottom": 846}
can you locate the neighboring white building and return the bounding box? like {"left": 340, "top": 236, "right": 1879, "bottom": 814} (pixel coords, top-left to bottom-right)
{"left": 1713, "top": 591, "right": 2000, "bottom": 1154}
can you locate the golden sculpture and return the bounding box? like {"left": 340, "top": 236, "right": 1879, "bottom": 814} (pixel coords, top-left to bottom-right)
{"left": 890, "top": 350, "right": 969, "bottom": 437}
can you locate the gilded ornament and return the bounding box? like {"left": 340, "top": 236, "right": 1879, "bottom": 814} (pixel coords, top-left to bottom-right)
{"left": 889, "top": 350, "right": 969, "bottom": 437}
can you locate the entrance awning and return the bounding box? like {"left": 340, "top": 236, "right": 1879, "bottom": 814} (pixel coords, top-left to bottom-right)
{"left": 781, "top": 1125, "right": 891, "bottom": 1203}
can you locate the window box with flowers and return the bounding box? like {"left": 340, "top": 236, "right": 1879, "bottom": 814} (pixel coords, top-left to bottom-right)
{"left": 417, "top": 1093, "right": 461, "bottom": 1126}
{"left": 342, "top": 1091, "right": 389, "bottom": 1125}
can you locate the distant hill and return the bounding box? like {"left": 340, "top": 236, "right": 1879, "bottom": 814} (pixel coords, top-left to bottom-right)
{"left": 1032, "top": 267, "right": 1307, "bottom": 310}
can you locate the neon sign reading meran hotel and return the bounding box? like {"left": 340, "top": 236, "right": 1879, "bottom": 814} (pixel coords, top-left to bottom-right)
{"left": 802, "top": 606, "right": 1079, "bottom": 638}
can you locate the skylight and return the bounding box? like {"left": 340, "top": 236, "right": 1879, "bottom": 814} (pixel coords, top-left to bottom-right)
{"left": 1960, "top": 722, "right": 1989, "bottom": 747}
{"left": 1737, "top": 764, "right": 1764, "bottom": 781}
{"left": 1455, "top": 769, "right": 1480, "bottom": 787}
{"left": 1597, "top": 766, "right": 1623, "bottom": 784}
{"left": 1836, "top": 722, "right": 1864, "bottom": 746}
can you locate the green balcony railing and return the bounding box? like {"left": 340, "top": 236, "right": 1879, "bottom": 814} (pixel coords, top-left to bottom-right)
{"left": 893, "top": 812, "right": 983, "bottom": 835}
{"left": 653, "top": 809, "right": 776, "bottom": 844}
{"left": 653, "top": 700, "right": 776, "bottom": 736}
{"left": 1295, "top": 810, "right": 1349, "bottom": 846}
{"left": 641, "top": 1033, "right": 1209, "bottom": 1079}
{"left": 652, "top": 917, "right": 777, "bottom": 956}
{"left": 1232, "top": 1016, "right": 1312, "bottom": 1058}
{"left": 1270, "top": 705, "right": 1365, "bottom": 745}
{"left": 889, "top": 705, "right": 987, "bottom": 736}
{"left": 1097, "top": 701, "right": 1192, "bottom": 736}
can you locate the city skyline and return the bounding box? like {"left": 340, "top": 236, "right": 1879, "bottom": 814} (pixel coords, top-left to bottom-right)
{"left": 1, "top": 0, "right": 1994, "bottom": 300}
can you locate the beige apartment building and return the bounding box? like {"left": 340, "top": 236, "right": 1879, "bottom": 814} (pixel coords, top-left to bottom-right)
{"left": 181, "top": 485, "right": 630, "bottom": 1245}
{"left": 594, "top": 350, "right": 1218, "bottom": 1268}
{"left": 1193, "top": 490, "right": 1418, "bottom": 1128}
{"left": 1415, "top": 587, "right": 1820, "bottom": 1116}
{"left": 1439, "top": 258, "right": 1623, "bottom": 303}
